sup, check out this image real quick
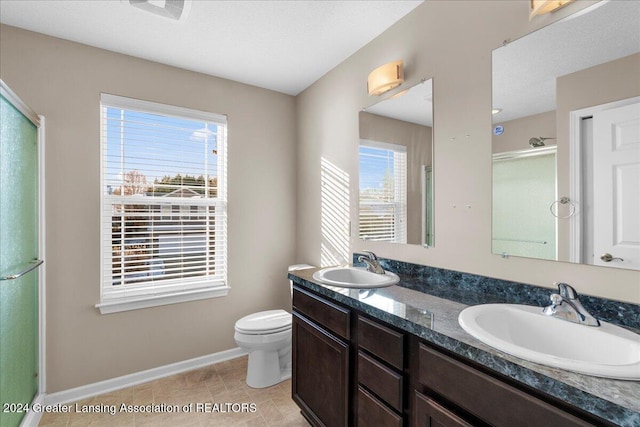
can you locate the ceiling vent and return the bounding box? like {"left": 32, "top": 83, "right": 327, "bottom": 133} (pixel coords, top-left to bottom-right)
{"left": 127, "top": 0, "right": 191, "bottom": 21}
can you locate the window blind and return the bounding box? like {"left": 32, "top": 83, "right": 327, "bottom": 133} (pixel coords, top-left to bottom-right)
{"left": 359, "top": 140, "right": 407, "bottom": 243}
{"left": 99, "top": 94, "right": 227, "bottom": 301}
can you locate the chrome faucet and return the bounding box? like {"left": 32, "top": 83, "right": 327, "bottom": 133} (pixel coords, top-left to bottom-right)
{"left": 357, "top": 251, "right": 385, "bottom": 274}
{"left": 542, "top": 282, "right": 600, "bottom": 327}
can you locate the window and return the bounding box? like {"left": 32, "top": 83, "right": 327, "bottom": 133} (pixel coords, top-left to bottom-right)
{"left": 358, "top": 140, "right": 407, "bottom": 243}
{"left": 97, "top": 94, "right": 228, "bottom": 313}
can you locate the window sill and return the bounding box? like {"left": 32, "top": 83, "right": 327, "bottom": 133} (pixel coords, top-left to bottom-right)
{"left": 95, "top": 286, "right": 230, "bottom": 314}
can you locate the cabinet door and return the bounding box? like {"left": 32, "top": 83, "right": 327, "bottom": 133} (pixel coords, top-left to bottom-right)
{"left": 292, "top": 312, "right": 349, "bottom": 427}
{"left": 414, "top": 392, "right": 472, "bottom": 427}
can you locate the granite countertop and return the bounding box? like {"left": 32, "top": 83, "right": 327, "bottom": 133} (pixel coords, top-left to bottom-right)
{"left": 289, "top": 267, "right": 640, "bottom": 427}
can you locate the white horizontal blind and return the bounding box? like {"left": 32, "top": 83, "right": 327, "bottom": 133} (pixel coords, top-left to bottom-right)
{"left": 359, "top": 140, "right": 407, "bottom": 243}
{"left": 100, "top": 94, "right": 227, "bottom": 301}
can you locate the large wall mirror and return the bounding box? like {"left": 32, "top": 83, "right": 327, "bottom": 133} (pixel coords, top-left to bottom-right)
{"left": 359, "top": 79, "right": 434, "bottom": 247}
{"left": 492, "top": 1, "right": 640, "bottom": 270}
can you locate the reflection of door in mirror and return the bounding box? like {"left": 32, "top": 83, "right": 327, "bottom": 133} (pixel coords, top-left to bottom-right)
{"left": 569, "top": 99, "right": 640, "bottom": 270}
{"left": 358, "top": 79, "right": 434, "bottom": 246}
{"left": 491, "top": 0, "right": 640, "bottom": 270}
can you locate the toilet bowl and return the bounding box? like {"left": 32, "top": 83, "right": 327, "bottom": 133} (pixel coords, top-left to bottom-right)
{"left": 234, "top": 264, "right": 313, "bottom": 388}
{"left": 234, "top": 309, "right": 292, "bottom": 388}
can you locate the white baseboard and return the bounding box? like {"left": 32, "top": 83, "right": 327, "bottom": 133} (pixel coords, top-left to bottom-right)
{"left": 44, "top": 347, "right": 247, "bottom": 406}
{"left": 20, "top": 393, "right": 44, "bottom": 427}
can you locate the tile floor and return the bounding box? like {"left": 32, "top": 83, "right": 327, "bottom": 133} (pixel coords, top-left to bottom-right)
{"left": 38, "top": 356, "right": 309, "bottom": 427}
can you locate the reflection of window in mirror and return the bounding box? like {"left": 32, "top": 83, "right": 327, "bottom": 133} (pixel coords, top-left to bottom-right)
{"left": 358, "top": 78, "right": 434, "bottom": 246}
{"left": 359, "top": 140, "right": 407, "bottom": 243}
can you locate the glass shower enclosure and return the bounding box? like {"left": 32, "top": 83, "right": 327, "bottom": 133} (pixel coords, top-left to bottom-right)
{"left": 0, "top": 81, "right": 43, "bottom": 427}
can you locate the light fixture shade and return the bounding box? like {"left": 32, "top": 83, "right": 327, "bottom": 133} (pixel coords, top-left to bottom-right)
{"left": 530, "top": 0, "right": 574, "bottom": 20}
{"left": 127, "top": 0, "right": 191, "bottom": 21}
{"left": 367, "top": 61, "right": 404, "bottom": 96}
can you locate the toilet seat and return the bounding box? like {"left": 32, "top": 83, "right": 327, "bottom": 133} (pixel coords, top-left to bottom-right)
{"left": 235, "top": 309, "right": 292, "bottom": 335}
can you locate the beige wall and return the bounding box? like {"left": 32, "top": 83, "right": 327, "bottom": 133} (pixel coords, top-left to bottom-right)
{"left": 0, "top": 25, "right": 297, "bottom": 392}
{"left": 295, "top": 0, "right": 640, "bottom": 304}
{"left": 359, "top": 112, "right": 432, "bottom": 244}
{"left": 491, "top": 111, "right": 556, "bottom": 154}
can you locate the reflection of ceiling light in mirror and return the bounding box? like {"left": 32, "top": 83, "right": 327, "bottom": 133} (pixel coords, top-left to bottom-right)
{"left": 367, "top": 60, "right": 404, "bottom": 96}
{"left": 492, "top": 108, "right": 502, "bottom": 114}
{"left": 530, "top": 0, "right": 575, "bottom": 20}
{"left": 127, "top": 0, "right": 191, "bottom": 21}
{"left": 390, "top": 89, "right": 409, "bottom": 99}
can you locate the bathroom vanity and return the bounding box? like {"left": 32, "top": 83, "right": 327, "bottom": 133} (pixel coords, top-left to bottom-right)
{"left": 289, "top": 263, "right": 640, "bottom": 427}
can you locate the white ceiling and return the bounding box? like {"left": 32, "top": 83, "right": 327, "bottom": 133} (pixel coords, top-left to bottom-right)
{"left": 492, "top": 0, "right": 640, "bottom": 123}
{"left": 0, "top": 0, "right": 423, "bottom": 95}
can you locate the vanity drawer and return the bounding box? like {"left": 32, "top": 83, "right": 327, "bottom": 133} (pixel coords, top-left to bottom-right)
{"left": 293, "top": 287, "right": 350, "bottom": 339}
{"left": 418, "top": 344, "right": 594, "bottom": 427}
{"left": 357, "top": 315, "right": 403, "bottom": 369}
{"left": 357, "top": 386, "right": 402, "bottom": 427}
{"left": 358, "top": 351, "right": 403, "bottom": 412}
{"left": 414, "top": 391, "right": 473, "bottom": 427}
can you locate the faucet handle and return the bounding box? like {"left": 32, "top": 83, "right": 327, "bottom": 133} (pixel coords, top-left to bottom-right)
{"left": 361, "top": 250, "right": 378, "bottom": 260}
{"left": 549, "top": 293, "right": 563, "bottom": 305}
{"left": 555, "top": 282, "right": 578, "bottom": 300}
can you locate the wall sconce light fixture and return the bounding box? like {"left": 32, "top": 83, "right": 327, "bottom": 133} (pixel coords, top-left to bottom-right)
{"left": 367, "top": 60, "right": 404, "bottom": 96}
{"left": 530, "top": 0, "right": 575, "bottom": 20}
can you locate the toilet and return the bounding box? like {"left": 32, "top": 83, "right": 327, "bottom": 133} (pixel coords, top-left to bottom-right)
{"left": 234, "top": 264, "right": 313, "bottom": 388}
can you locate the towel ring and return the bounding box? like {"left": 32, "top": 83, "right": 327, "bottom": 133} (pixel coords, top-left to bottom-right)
{"left": 549, "top": 197, "right": 575, "bottom": 219}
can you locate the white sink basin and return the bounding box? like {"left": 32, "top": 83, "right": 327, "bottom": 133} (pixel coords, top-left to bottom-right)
{"left": 458, "top": 304, "right": 640, "bottom": 379}
{"left": 312, "top": 266, "right": 400, "bottom": 289}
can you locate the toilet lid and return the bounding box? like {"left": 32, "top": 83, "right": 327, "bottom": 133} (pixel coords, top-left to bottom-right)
{"left": 235, "top": 309, "right": 292, "bottom": 334}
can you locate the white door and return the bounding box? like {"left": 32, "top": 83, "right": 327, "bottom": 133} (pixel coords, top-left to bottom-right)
{"left": 592, "top": 102, "right": 640, "bottom": 269}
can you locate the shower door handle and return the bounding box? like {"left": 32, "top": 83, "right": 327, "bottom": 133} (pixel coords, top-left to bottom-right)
{"left": 600, "top": 253, "right": 623, "bottom": 263}
{"left": 0, "top": 259, "right": 43, "bottom": 281}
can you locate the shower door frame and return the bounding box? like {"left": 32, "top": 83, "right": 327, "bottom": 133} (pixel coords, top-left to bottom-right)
{"left": 0, "top": 80, "right": 47, "bottom": 422}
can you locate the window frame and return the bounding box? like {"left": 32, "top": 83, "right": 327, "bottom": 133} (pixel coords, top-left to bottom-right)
{"left": 96, "top": 94, "right": 229, "bottom": 314}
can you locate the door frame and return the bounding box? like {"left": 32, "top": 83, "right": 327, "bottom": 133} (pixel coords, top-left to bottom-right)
{"left": 0, "top": 81, "right": 47, "bottom": 409}
{"left": 568, "top": 96, "right": 640, "bottom": 263}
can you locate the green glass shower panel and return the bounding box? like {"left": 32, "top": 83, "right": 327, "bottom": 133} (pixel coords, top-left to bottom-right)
{"left": 0, "top": 94, "right": 39, "bottom": 427}
{"left": 492, "top": 152, "right": 556, "bottom": 260}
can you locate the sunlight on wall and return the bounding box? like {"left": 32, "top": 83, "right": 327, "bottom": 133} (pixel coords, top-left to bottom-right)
{"left": 320, "top": 157, "right": 350, "bottom": 267}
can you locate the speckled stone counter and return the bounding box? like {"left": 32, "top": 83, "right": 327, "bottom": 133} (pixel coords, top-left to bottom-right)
{"left": 288, "top": 263, "right": 640, "bottom": 427}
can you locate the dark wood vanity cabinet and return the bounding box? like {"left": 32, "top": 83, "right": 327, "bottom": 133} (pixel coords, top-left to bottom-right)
{"left": 413, "top": 340, "right": 607, "bottom": 427}
{"left": 356, "top": 315, "right": 406, "bottom": 426}
{"left": 291, "top": 284, "right": 613, "bottom": 427}
{"left": 292, "top": 286, "right": 408, "bottom": 426}
{"left": 292, "top": 287, "right": 351, "bottom": 427}
{"left": 413, "top": 392, "right": 472, "bottom": 427}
